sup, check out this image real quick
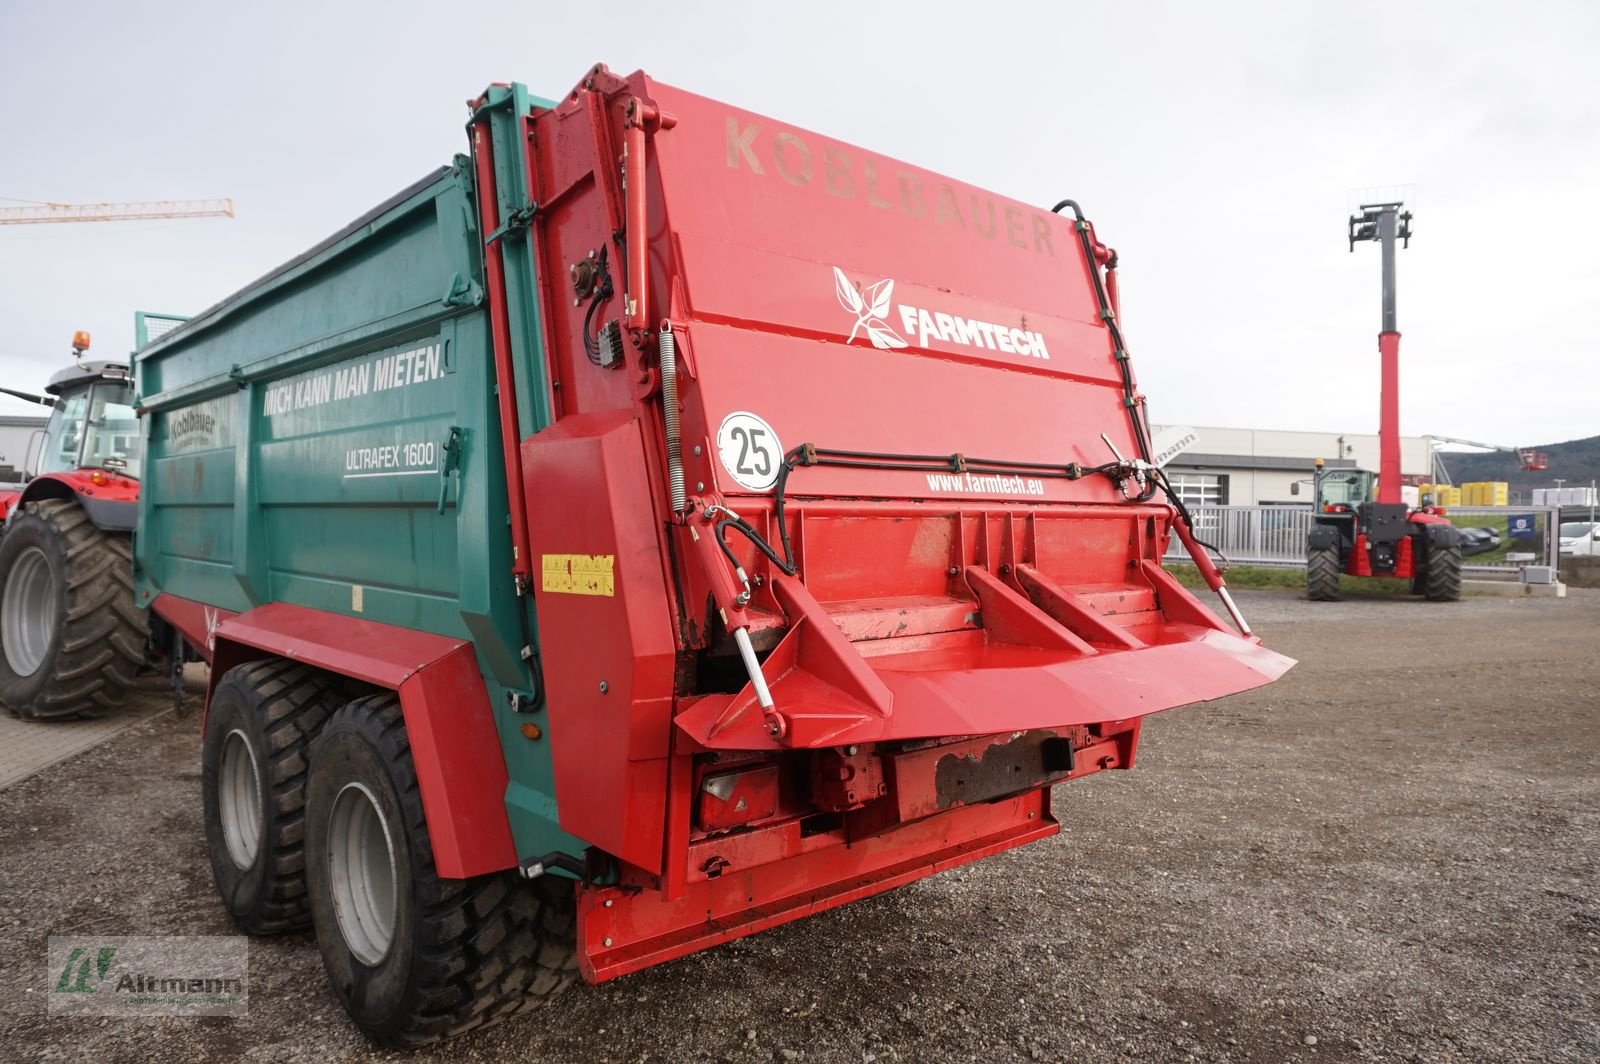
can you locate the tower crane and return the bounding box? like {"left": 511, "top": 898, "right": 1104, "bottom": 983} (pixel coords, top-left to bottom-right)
{"left": 0, "top": 198, "right": 233, "bottom": 225}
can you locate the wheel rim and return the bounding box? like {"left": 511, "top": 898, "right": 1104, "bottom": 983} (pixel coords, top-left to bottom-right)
{"left": 218, "top": 730, "right": 263, "bottom": 869}
{"left": 328, "top": 781, "right": 398, "bottom": 966}
{"left": 2, "top": 546, "right": 59, "bottom": 677}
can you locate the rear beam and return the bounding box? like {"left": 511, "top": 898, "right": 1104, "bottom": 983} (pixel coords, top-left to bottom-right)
{"left": 575, "top": 789, "right": 1055, "bottom": 982}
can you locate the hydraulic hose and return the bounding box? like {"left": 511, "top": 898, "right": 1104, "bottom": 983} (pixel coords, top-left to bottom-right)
{"left": 1051, "top": 199, "right": 1155, "bottom": 496}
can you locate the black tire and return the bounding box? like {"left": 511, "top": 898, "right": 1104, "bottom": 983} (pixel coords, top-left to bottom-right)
{"left": 1422, "top": 541, "right": 1463, "bottom": 602}
{"left": 202, "top": 660, "right": 347, "bottom": 934}
{"left": 1306, "top": 546, "right": 1342, "bottom": 602}
{"left": 306, "top": 694, "right": 577, "bottom": 1047}
{"left": 0, "top": 498, "right": 146, "bottom": 720}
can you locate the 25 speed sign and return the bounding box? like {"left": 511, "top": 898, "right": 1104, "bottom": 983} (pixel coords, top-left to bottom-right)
{"left": 716, "top": 411, "right": 783, "bottom": 491}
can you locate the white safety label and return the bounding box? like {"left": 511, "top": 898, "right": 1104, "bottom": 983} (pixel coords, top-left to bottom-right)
{"left": 343, "top": 439, "right": 437, "bottom": 479}
{"left": 716, "top": 411, "right": 783, "bottom": 491}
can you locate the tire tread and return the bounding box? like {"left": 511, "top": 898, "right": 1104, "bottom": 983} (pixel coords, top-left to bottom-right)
{"left": 2, "top": 499, "right": 146, "bottom": 720}
{"left": 1422, "top": 540, "right": 1463, "bottom": 602}
{"left": 209, "top": 660, "right": 345, "bottom": 933}
{"left": 1306, "top": 545, "right": 1343, "bottom": 602}
{"left": 316, "top": 694, "right": 576, "bottom": 1046}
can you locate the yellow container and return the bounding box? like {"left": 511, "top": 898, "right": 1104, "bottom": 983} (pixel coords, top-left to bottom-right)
{"left": 1489, "top": 482, "right": 1509, "bottom": 506}
{"left": 1439, "top": 486, "right": 1462, "bottom": 506}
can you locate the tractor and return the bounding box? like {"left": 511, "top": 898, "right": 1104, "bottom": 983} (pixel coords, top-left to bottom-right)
{"left": 1303, "top": 203, "right": 1461, "bottom": 602}
{"left": 0, "top": 328, "right": 164, "bottom": 719}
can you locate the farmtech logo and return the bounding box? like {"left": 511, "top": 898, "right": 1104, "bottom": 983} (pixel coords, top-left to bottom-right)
{"left": 832, "top": 267, "right": 906, "bottom": 350}
{"left": 831, "top": 267, "right": 1050, "bottom": 360}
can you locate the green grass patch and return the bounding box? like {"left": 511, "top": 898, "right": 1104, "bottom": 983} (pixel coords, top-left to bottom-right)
{"left": 1164, "top": 562, "right": 1416, "bottom": 596}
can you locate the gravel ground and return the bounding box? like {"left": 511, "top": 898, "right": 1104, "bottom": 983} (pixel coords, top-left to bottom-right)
{"left": 1, "top": 589, "right": 1595, "bottom": 1063}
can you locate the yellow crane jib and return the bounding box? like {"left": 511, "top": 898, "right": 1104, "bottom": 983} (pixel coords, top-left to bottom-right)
{"left": 0, "top": 198, "right": 234, "bottom": 224}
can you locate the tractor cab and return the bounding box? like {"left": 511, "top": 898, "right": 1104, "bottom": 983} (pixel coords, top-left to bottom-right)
{"left": 1312, "top": 464, "right": 1410, "bottom": 569}
{"left": 0, "top": 332, "right": 144, "bottom": 533}
{"left": 34, "top": 361, "right": 141, "bottom": 480}
{"left": 0, "top": 332, "right": 142, "bottom": 485}
{"left": 1315, "top": 468, "right": 1375, "bottom": 513}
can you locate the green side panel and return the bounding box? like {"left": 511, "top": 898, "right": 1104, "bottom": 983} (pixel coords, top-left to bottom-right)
{"left": 134, "top": 131, "right": 580, "bottom": 867}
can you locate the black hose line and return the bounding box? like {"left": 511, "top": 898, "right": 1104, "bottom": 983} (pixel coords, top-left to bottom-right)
{"left": 1050, "top": 200, "right": 1228, "bottom": 562}
{"left": 769, "top": 445, "right": 1125, "bottom": 573}
{"left": 1051, "top": 200, "right": 1155, "bottom": 497}
{"left": 581, "top": 245, "right": 615, "bottom": 365}
{"left": 715, "top": 515, "right": 796, "bottom": 578}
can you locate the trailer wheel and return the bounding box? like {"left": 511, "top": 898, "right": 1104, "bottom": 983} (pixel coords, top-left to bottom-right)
{"left": 202, "top": 661, "right": 346, "bottom": 934}
{"left": 305, "top": 694, "right": 577, "bottom": 1046}
{"left": 0, "top": 498, "right": 146, "bottom": 720}
{"left": 1306, "top": 546, "right": 1342, "bottom": 602}
{"left": 1421, "top": 541, "right": 1462, "bottom": 602}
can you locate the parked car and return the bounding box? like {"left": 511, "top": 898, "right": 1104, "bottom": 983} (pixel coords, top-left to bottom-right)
{"left": 1559, "top": 521, "right": 1599, "bottom": 556}
{"left": 1456, "top": 528, "right": 1497, "bottom": 557}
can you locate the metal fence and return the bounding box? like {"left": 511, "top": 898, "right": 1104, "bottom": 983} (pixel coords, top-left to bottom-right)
{"left": 1164, "top": 505, "right": 1562, "bottom": 577}
{"left": 1164, "top": 506, "right": 1315, "bottom": 567}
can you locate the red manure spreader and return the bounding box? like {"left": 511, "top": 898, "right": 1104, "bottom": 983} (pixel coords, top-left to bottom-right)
{"left": 20, "top": 65, "right": 1293, "bottom": 1043}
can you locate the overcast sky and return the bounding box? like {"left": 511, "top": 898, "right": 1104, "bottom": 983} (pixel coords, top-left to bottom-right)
{"left": 1, "top": 1, "right": 1595, "bottom": 449}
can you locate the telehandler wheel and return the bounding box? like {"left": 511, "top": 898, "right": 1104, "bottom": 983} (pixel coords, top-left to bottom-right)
{"left": 1421, "top": 541, "right": 1463, "bottom": 602}
{"left": 202, "top": 660, "right": 347, "bottom": 934}
{"left": 0, "top": 498, "right": 146, "bottom": 720}
{"left": 1305, "top": 546, "right": 1342, "bottom": 602}
{"left": 305, "top": 694, "right": 577, "bottom": 1047}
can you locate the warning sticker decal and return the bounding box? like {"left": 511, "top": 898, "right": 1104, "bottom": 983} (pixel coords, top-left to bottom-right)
{"left": 542, "top": 554, "right": 615, "bottom": 597}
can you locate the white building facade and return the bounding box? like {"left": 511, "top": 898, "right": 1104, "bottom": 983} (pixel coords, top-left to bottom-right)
{"left": 1149, "top": 424, "right": 1434, "bottom": 507}
{"left": 0, "top": 414, "right": 48, "bottom": 484}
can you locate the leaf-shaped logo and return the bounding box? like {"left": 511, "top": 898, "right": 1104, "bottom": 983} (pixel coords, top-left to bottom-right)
{"left": 833, "top": 266, "right": 907, "bottom": 350}
{"left": 866, "top": 321, "right": 908, "bottom": 349}
{"left": 834, "top": 266, "right": 865, "bottom": 315}
{"left": 866, "top": 279, "right": 894, "bottom": 320}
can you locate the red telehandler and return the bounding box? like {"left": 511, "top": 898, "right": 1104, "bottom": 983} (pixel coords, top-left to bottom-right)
{"left": 1304, "top": 204, "right": 1461, "bottom": 602}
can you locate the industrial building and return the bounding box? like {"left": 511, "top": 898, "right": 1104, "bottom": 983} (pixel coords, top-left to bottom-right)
{"left": 0, "top": 413, "right": 47, "bottom": 484}
{"left": 1150, "top": 424, "right": 1434, "bottom": 507}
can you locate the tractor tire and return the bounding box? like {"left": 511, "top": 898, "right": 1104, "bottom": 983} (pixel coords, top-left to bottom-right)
{"left": 305, "top": 694, "right": 577, "bottom": 1047}
{"left": 1421, "top": 541, "right": 1463, "bottom": 602}
{"left": 0, "top": 498, "right": 146, "bottom": 720}
{"left": 202, "top": 660, "right": 348, "bottom": 934}
{"left": 1306, "top": 546, "right": 1343, "bottom": 602}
